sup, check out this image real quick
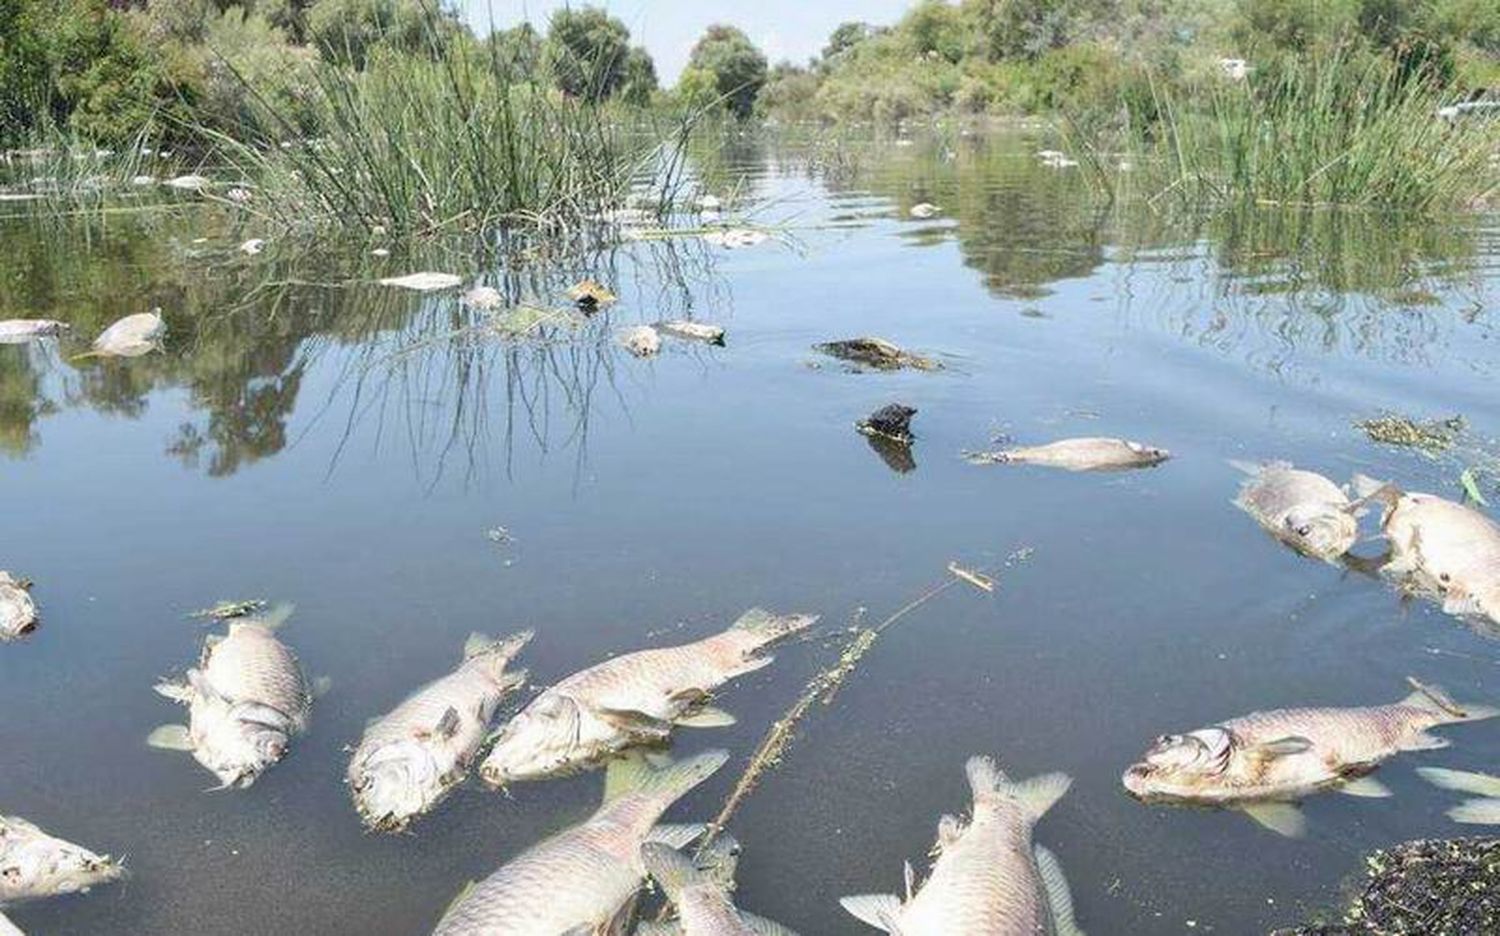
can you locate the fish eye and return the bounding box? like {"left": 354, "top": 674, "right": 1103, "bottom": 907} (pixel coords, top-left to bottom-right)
{"left": 1295, "top": 524, "right": 1312, "bottom": 537}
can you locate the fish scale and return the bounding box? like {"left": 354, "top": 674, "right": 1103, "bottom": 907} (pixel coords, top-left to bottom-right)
{"left": 205, "top": 624, "right": 311, "bottom": 729}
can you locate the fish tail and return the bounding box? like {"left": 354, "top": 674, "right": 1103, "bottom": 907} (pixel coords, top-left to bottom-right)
{"left": 463, "top": 629, "right": 534, "bottom": 686}
{"left": 1417, "top": 767, "right": 1500, "bottom": 797}
{"left": 724, "top": 608, "right": 818, "bottom": 652}
{"left": 1401, "top": 677, "right": 1500, "bottom": 722}
{"left": 602, "top": 748, "right": 729, "bottom": 808}
{"left": 966, "top": 755, "right": 1072, "bottom": 821}
{"left": 1349, "top": 474, "right": 1401, "bottom": 516}
{"left": 641, "top": 842, "right": 714, "bottom": 903}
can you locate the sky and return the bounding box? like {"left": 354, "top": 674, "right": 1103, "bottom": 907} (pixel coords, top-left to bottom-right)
{"left": 458, "top": 1, "right": 915, "bottom": 84}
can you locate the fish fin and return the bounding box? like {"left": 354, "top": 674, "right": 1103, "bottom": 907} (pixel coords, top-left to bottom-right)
{"left": 902, "top": 860, "right": 915, "bottom": 901}
{"left": 1227, "top": 458, "right": 1262, "bottom": 476}
{"left": 432, "top": 706, "right": 461, "bottom": 739}
{"left": 726, "top": 608, "right": 818, "bottom": 653}
{"left": 1441, "top": 587, "right": 1483, "bottom": 617}
{"left": 839, "top": 894, "right": 902, "bottom": 932}
{"left": 634, "top": 925, "right": 680, "bottom": 936}
{"left": 643, "top": 823, "right": 708, "bottom": 850}
{"left": 1246, "top": 736, "right": 1313, "bottom": 760}
{"left": 1035, "top": 844, "right": 1085, "bottom": 936}
{"left": 1418, "top": 767, "right": 1500, "bottom": 797}
{"left": 675, "top": 706, "right": 736, "bottom": 728}
{"left": 464, "top": 628, "right": 535, "bottom": 662}
{"left": 1449, "top": 798, "right": 1500, "bottom": 825}
{"left": 935, "top": 813, "right": 964, "bottom": 852}
{"left": 966, "top": 755, "right": 1072, "bottom": 821}
{"left": 1403, "top": 732, "right": 1452, "bottom": 752}
{"left": 0, "top": 910, "right": 24, "bottom": 936}
{"left": 740, "top": 913, "right": 800, "bottom": 936}
{"left": 723, "top": 655, "right": 776, "bottom": 678}
{"left": 1401, "top": 677, "right": 1500, "bottom": 722}
{"left": 311, "top": 675, "right": 333, "bottom": 699}
{"left": 1339, "top": 776, "right": 1393, "bottom": 798}
{"left": 153, "top": 679, "right": 193, "bottom": 703}
{"left": 601, "top": 749, "right": 729, "bottom": 806}
{"left": 146, "top": 724, "right": 194, "bottom": 751}
{"left": 249, "top": 602, "right": 296, "bottom": 632}
{"left": 1240, "top": 801, "right": 1306, "bottom": 837}
{"left": 1349, "top": 473, "right": 1400, "bottom": 505}
{"left": 596, "top": 706, "right": 676, "bottom": 741}
{"left": 640, "top": 842, "right": 708, "bottom": 902}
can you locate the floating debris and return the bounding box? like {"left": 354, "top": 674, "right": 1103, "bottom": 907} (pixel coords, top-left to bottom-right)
{"left": 1357, "top": 414, "right": 1465, "bottom": 455}
{"left": 379, "top": 272, "right": 462, "bottom": 292}
{"left": 187, "top": 599, "right": 267, "bottom": 622}
{"left": 856, "top": 403, "right": 917, "bottom": 445}
{"left": 966, "top": 437, "right": 1169, "bottom": 472}
{"left": 947, "top": 562, "right": 995, "bottom": 593}
{"left": 566, "top": 279, "right": 617, "bottom": 310}
{"left": 1232, "top": 461, "right": 1362, "bottom": 562}
{"left": 909, "top": 202, "right": 940, "bottom": 219}
{"left": 864, "top": 434, "right": 917, "bottom": 474}
{"left": 87, "top": 309, "right": 165, "bottom": 358}
{"left": 484, "top": 527, "right": 513, "bottom": 545}
{"left": 0, "top": 572, "right": 38, "bottom": 641}
{"left": 0, "top": 320, "right": 68, "bottom": 344}
{"left": 703, "top": 228, "right": 769, "bottom": 249}
{"left": 814, "top": 337, "right": 940, "bottom": 372}
{"left": 0, "top": 815, "right": 123, "bottom": 905}
{"left": 656, "top": 320, "right": 725, "bottom": 345}
{"left": 163, "top": 174, "right": 209, "bottom": 192}
{"left": 620, "top": 325, "right": 662, "bottom": 358}
{"left": 238, "top": 238, "right": 266, "bottom": 255}
{"left": 1460, "top": 468, "right": 1489, "bottom": 507}
{"left": 462, "top": 286, "right": 503, "bottom": 311}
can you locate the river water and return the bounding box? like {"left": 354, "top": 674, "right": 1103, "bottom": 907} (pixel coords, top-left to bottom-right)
{"left": 2, "top": 135, "right": 1498, "bottom": 934}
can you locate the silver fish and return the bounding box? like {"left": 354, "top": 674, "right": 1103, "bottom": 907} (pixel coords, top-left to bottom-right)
{"left": 1359, "top": 478, "right": 1500, "bottom": 625}
{"left": 968, "top": 437, "right": 1169, "bottom": 472}
{"left": 1418, "top": 767, "right": 1500, "bottom": 825}
{"left": 656, "top": 321, "right": 726, "bottom": 345}
{"left": 349, "top": 631, "right": 532, "bottom": 831}
{"left": 0, "top": 320, "right": 68, "bottom": 345}
{"left": 431, "top": 749, "right": 728, "bottom": 936}
{"left": 0, "top": 816, "right": 122, "bottom": 907}
{"left": 1123, "top": 678, "right": 1498, "bottom": 836}
{"left": 0, "top": 573, "right": 38, "bottom": 641}
{"left": 640, "top": 837, "right": 800, "bottom": 936}
{"left": 1232, "top": 461, "right": 1361, "bottom": 561}
{"left": 480, "top": 608, "right": 815, "bottom": 787}
{"left": 842, "top": 757, "right": 1083, "bottom": 936}
{"left": 90, "top": 309, "right": 164, "bottom": 358}
{"left": 621, "top": 325, "right": 662, "bottom": 358}
{"left": 149, "top": 614, "right": 314, "bottom": 789}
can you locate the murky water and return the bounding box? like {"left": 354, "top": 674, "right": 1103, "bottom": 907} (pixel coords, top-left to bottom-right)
{"left": 3, "top": 136, "right": 1499, "bottom": 935}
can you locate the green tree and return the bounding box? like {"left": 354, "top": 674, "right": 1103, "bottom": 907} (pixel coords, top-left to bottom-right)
{"left": 822, "top": 20, "right": 877, "bottom": 61}
{"left": 685, "top": 24, "right": 767, "bottom": 118}
{"left": 545, "top": 6, "right": 630, "bottom": 101}
{"left": 490, "top": 21, "right": 542, "bottom": 82}
{"left": 0, "top": 0, "right": 56, "bottom": 140}
{"left": 619, "top": 45, "right": 657, "bottom": 104}
{"left": 305, "top": 0, "right": 457, "bottom": 69}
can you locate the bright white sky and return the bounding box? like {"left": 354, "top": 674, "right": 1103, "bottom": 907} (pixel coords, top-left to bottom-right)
{"left": 458, "top": 1, "right": 915, "bottom": 84}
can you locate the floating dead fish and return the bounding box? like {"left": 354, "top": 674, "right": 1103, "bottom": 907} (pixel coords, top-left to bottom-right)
{"left": 149, "top": 610, "right": 317, "bottom": 789}
{"left": 966, "top": 437, "right": 1169, "bottom": 472}
{"left": 702, "top": 229, "right": 768, "bottom": 249}
{"left": 348, "top": 631, "right": 531, "bottom": 831}
{"left": 1232, "top": 461, "right": 1363, "bottom": 561}
{"left": 480, "top": 608, "right": 815, "bottom": 786}
{"left": 0, "top": 320, "right": 68, "bottom": 345}
{"left": 380, "top": 272, "right": 463, "bottom": 292}
{"left": 432, "top": 750, "right": 728, "bottom": 936}
{"left": 1122, "top": 678, "right": 1498, "bottom": 836}
{"left": 567, "top": 279, "right": 617, "bottom": 310}
{"left": 238, "top": 238, "right": 265, "bottom": 255}
{"left": 0, "top": 573, "right": 38, "bottom": 641}
{"left": 621, "top": 325, "right": 662, "bottom": 358}
{"left": 909, "top": 203, "right": 940, "bottom": 219}
{"left": 657, "top": 321, "right": 726, "bottom": 345}
{"left": 462, "top": 286, "right": 503, "bottom": 311}
{"left": 1355, "top": 478, "right": 1500, "bottom": 626}
{"left": 856, "top": 404, "right": 916, "bottom": 445}
{"left": 88, "top": 309, "right": 165, "bottom": 358}
{"left": 0, "top": 815, "right": 123, "bottom": 906}
{"left": 814, "top": 338, "right": 939, "bottom": 372}
{"left": 842, "top": 757, "right": 1082, "bottom": 935}
{"left": 640, "top": 836, "right": 801, "bottom": 936}
{"left": 1418, "top": 767, "right": 1500, "bottom": 824}
{"left": 163, "top": 174, "right": 208, "bottom": 191}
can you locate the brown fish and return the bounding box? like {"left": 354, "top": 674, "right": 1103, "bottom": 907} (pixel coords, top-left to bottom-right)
{"left": 967, "top": 437, "right": 1169, "bottom": 472}
{"left": 1123, "top": 678, "right": 1497, "bottom": 836}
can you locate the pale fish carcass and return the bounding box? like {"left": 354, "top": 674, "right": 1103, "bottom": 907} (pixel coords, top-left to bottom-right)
{"left": 639, "top": 836, "right": 801, "bottom": 936}
{"left": 620, "top": 325, "right": 662, "bottom": 358}
{"left": 842, "top": 756, "right": 1083, "bottom": 935}
{"left": 348, "top": 631, "right": 532, "bottom": 831}
{"left": 1356, "top": 477, "right": 1500, "bottom": 626}
{"left": 89, "top": 309, "right": 165, "bottom": 358}
{"left": 149, "top": 611, "right": 316, "bottom": 789}
{"left": 966, "top": 437, "right": 1170, "bottom": 472}
{"left": 0, "top": 320, "right": 68, "bottom": 345}
{"left": 1231, "top": 461, "right": 1362, "bottom": 561}
{"left": 1122, "top": 678, "right": 1498, "bottom": 836}
{"left": 0, "top": 573, "right": 38, "bottom": 641}
{"left": 431, "top": 749, "right": 728, "bottom": 936}
{"left": 479, "top": 609, "right": 815, "bottom": 787}
{"left": 0, "top": 816, "right": 122, "bottom": 908}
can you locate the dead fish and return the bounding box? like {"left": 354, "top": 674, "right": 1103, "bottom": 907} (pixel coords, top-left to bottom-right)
{"left": 621, "top": 325, "right": 662, "bottom": 358}
{"left": 432, "top": 749, "right": 728, "bottom": 936}
{"left": 657, "top": 321, "right": 726, "bottom": 345}
{"left": 1355, "top": 477, "right": 1500, "bottom": 625}
{"left": 567, "top": 279, "right": 617, "bottom": 310}
{"left": 480, "top": 608, "right": 815, "bottom": 786}
{"left": 87, "top": 309, "right": 165, "bottom": 358}
{"left": 462, "top": 286, "right": 504, "bottom": 311}
{"left": 842, "top": 756, "right": 1082, "bottom": 936}
{"left": 1122, "top": 678, "right": 1498, "bottom": 836}
{"left": 966, "top": 437, "right": 1169, "bottom": 472}
{"left": 163, "top": 174, "right": 208, "bottom": 191}
{"left": 814, "top": 338, "right": 940, "bottom": 372}
{"left": 1231, "top": 461, "right": 1362, "bottom": 561}
{"left": 348, "top": 631, "right": 532, "bottom": 831}
{"left": 380, "top": 272, "right": 463, "bottom": 292}
{"left": 0, "top": 573, "right": 38, "bottom": 641}
{"left": 857, "top": 404, "right": 917, "bottom": 445}
{"left": 909, "top": 203, "right": 940, "bottom": 219}
{"left": 0, "top": 816, "right": 122, "bottom": 906}
{"left": 1418, "top": 767, "right": 1500, "bottom": 824}
{"left": 640, "top": 837, "right": 801, "bottom": 936}
{"left": 0, "top": 320, "right": 68, "bottom": 345}
{"left": 702, "top": 229, "right": 768, "bottom": 249}
{"left": 149, "top": 611, "right": 316, "bottom": 789}
{"left": 239, "top": 238, "right": 266, "bottom": 255}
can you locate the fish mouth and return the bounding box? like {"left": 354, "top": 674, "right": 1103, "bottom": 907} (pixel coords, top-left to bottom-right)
{"left": 1121, "top": 763, "right": 1156, "bottom": 798}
